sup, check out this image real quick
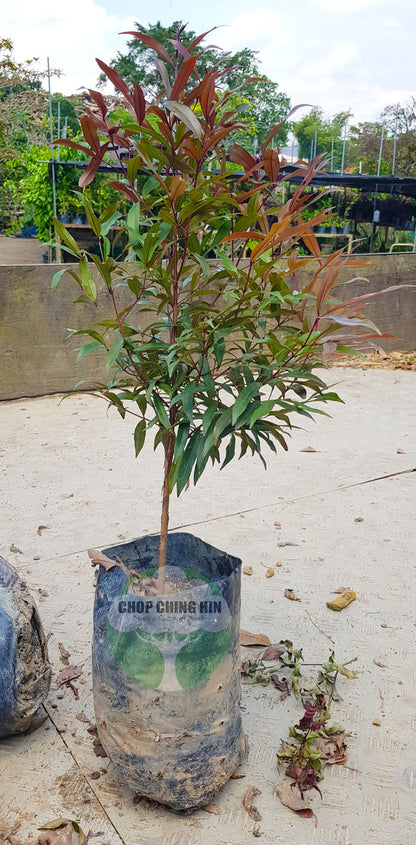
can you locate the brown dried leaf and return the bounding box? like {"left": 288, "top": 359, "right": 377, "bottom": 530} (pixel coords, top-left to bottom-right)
{"left": 243, "top": 565, "right": 253, "bottom": 575}
{"left": 56, "top": 665, "right": 83, "bottom": 688}
{"left": 315, "top": 733, "right": 347, "bottom": 765}
{"left": 88, "top": 549, "right": 117, "bottom": 570}
{"left": 265, "top": 568, "right": 275, "bottom": 578}
{"left": 37, "top": 525, "right": 51, "bottom": 536}
{"left": 300, "top": 446, "right": 319, "bottom": 453}
{"left": 271, "top": 674, "right": 292, "bottom": 699}
{"left": 58, "top": 643, "right": 70, "bottom": 665}
{"left": 37, "top": 818, "right": 86, "bottom": 845}
{"left": 240, "top": 631, "right": 270, "bottom": 647}
{"left": 9, "top": 543, "right": 23, "bottom": 554}
{"left": 284, "top": 588, "right": 301, "bottom": 602}
{"left": 93, "top": 739, "right": 108, "bottom": 758}
{"left": 274, "top": 521, "right": 282, "bottom": 528}
{"left": 26, "top": 708, "right": 48, "bottom": 735}
{"left": 273, "top": 781, "right": 315, "bottom": 817}
{"left": 75, "top": 712, "right": 91, "bottom": 724}
{"left": 242, "top": 786, "right": 262, "bottom": 820}
{"left": 262, "top": 643, "right": 286, "bottom": 660}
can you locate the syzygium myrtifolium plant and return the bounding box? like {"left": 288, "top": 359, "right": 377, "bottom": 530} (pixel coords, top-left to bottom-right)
{"left": 52, "top": 26, "right": 396, "bottom": 589}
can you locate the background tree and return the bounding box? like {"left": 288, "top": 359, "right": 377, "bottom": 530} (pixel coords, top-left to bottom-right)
{"left": 293, "top": 107, "right": 351, "bottom": 168}
{"left": 100, "top": 21, "right": 291, "bottom": 150}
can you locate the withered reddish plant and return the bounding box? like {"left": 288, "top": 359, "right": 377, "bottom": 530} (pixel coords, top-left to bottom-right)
{"left": 53, "top": 26, "right": 398, "bottom": 590}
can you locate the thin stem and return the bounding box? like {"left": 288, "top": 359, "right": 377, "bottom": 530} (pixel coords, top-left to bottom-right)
{"left": 158, "top": 431, "right": 175, "bottom": 592}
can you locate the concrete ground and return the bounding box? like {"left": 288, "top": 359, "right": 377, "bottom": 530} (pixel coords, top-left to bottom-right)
{"left": 0, "top": 367, "right": 415, "bottom": 845}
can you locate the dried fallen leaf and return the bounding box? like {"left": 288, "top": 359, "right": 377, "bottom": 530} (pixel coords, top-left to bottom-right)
{"left": 354, "top": 517, "right": 364, "bottom": 523}
{"left": 372, "top": 718, "right": 381, "bottom": 726}
{"left": 397, "top": 448, "right": 405, "bottom": 454}
{"left": 315, "top": 733, "right": 347, "bottom": 765}
{"left": 271, "top": 674, "right": 292, "bottom": 700}
{"left": 88, "top": 549, "right": 117, "bottom": 570}
{"left": 274, "top": 781, "right": 314, "bottom": 818}
{"left": 56, "top": 665, "right": 83, "bottom": 688}
{"left": 300, "top": 446, "right": 319, "bottom": 453}
{"left": 277, "top": 541, "right": 299, "bottom": 548}
{"left": 265, "top": 568, "right": 275, "bottom": 578}
{"left": 373, "top": 659, "right": 387, "bottom": 668}
{"left": 26, "top": 708, "right": 48, "bottom": 735}
{"left": 240, "top": 631, "right": 270, "bottom": 647}
{"left": 37, "top": 818, "right": 86, "bottom": 845}
{"left": 262, "top": 643, "right": 286, "bottom": 660}
{"left": 37, "top": 525, "right": 51, "bottom": 536}
{"left": 58, "top": 643, "right": 70, "bottom": 665}
{"left": 75, "top": 713, "right": 91, "bottom": 726}
{"left": 327, "top": 590, "right": 356, "bottom": 611}
{"left": 93, "top": 738, "right": 108, "bottom": 758}
{"left": 284, "top": 588, "right": 301, "bottom": 602}
{"left": 9, "top": 543, "right": 23, "bottom": 554}
{"left": 274, "top": 521, "right": 282, "bottom": 529}
{"left": 275, "top": 561, "right": 283, "bottom": 567}
{"left": 242, "top": 786, "right": 262, "bottom": 821}
{"left": 243, "top": 565, "right": 253, "bottom": 576}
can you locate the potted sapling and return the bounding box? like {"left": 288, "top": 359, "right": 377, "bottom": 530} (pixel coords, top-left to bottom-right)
{"left": 53, "top": 26, "right": 396, "bottom": 810}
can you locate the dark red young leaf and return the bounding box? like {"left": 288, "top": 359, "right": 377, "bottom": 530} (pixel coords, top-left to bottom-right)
{"left": 110, "top": 181, "right": 140, "bottom": 202}
{"left": 229, "top": 144, "right": 257, "bottom": 172}
{"left": 132, "top": 82, "right": 146, "bottom": 124}
{"left": 168, "top": 38, "right": 192, "bottom": 61}
{"left": 54, "top": 139, "right": 93, "bottom": 157}
{"left": 88, "top": 89, "right": 108, "bottom": 119}
{"left": 263, "top": 148, "right": 280, "bottom": 182}
{"left": 187, "top": 27, "right": 219, "bottom": 52}
{"left": 200, "top": 74, "right": 217, "bottom": 122}
{"left": 79, "top": 155, "right": 102, "bottom": 188}
{"left": 80, "top": 116, "right": 102, "bottom": 155}
{"left": 222, "top": 231, "right": 263, "bottom": 243}
{"left": 170, "top": 55, "right": 198, "bottom": 101}
{"left": 121, "top": 32, "right": 174, "bottom": 65}
{"left": 95, "top": 58, "right": 131, "bottom": 98}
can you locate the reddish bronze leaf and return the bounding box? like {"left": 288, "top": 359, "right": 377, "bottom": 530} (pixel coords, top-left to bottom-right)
{"left": 95, "top": 58, "right": 131, "bottom": 97}
{"left": 122, "top": 31, "right": 174, "bottom": 65}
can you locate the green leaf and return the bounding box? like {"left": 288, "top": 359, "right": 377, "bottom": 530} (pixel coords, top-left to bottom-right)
{"left": 76, "top": 341, "right": 104, "bottom": 360}
{"left": 249, "top": 399, "right": 275, "bottom": 427}
{"left": 221, "top": 434, "right": 236, "bottom": 469}
{"left": 51, "top": 268, "right": 68, "bottom": 294}
{"left": 231, "top": 382, "right": 260, "bottom": 426}
{"left": 79, "top": 260, "right": 97, "bottom": 301}
{"left": 176, "top": 431, "right": 201, "bottom": 495}
{"left": 153, "top": 393, "right": 171, "bottom": 430}
{"left": 106, "top": 338, "right": 123, "bottom": 372}
{"left": 53, "top": 218, "right": 82, "bottom": 256}
{"left": 173, "top": 421, "right": 190, "bottom": 461}
{"left": 134, "top": 420, "right": 146, "bottom": 457}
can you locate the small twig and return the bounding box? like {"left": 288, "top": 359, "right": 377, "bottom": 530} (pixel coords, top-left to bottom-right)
{"left": 304, "top": 610, "right": 335, "bottom": 644}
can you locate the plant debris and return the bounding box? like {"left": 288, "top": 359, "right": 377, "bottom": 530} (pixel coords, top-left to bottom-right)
{"left": 37, "top": 818, "right": 86, "bottom": 845}
{"left": 37, "top": 525, "right": 51, "bottom": 536}
{"left": 326, "top": 590, "right": 356, "bottom": 611}
{"left": 243, "top": 566, "right": 253, "bottom": 576}
{"left": 56, "top": 665, "right": 83, "bottom": 688}
{"left": 9, "top": 544, "right": 23, "bottom": 554}
{"left": 277, "top": 541, "right": 299, "bottom": 548}
{"left": 58, "top": 643, "right": 70, "bottom": 665}
{"left": 242, "top": 786, "right": 262, "bottom": 821}
{"left": 240, "top": 631, "right": 270, "bottom": 647}
{"left": 265, "top": 568, "right": 275, "bottom": 578}
{"left": 284, "top": 588, "right": 301, "bottom": 601}
{"left": 330, "top": 349, "right": 416, "bottom": 371}
{"left": 274, "top": 781, "right": 315, "bottom": 818}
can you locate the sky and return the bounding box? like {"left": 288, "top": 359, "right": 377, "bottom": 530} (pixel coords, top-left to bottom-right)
{"left": 3, "top": 0, "right": 415, "bottom": 126}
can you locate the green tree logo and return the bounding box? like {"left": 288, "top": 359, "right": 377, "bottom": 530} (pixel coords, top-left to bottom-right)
{"left": 107, "top": 566, "right": 232, "bottom": 690}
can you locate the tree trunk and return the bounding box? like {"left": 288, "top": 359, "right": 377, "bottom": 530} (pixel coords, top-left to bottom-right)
{"left": 158, "top": 432, "right": 175, "bottom": 594}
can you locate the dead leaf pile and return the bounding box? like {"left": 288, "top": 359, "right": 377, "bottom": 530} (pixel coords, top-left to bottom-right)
{"left": 330, "top": 349, "right": 416, "bottom": 371}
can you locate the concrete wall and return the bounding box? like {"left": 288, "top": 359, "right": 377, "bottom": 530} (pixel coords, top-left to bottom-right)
{"left": 1, "top": 253, "right": 415, "bottom": 401}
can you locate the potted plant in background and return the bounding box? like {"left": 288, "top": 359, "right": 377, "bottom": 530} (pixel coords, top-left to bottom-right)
{"left": 53, "top": 25, "right": 397, "bottom": 811}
